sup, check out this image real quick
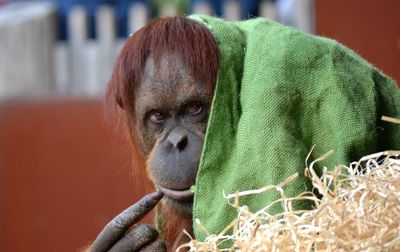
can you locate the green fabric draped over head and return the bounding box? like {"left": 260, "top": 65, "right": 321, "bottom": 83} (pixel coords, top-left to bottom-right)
{"left": 188, "top": 15, "right": 400, "bottom": 241}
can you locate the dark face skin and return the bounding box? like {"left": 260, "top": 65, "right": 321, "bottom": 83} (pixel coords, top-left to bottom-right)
{"left": 135, "top": 54, "right": 212, "bottom": 215}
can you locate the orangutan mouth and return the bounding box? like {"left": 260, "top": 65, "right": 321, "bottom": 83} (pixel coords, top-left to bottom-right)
{"left": 157, "top": 185, "right": 194, "bottom": 201}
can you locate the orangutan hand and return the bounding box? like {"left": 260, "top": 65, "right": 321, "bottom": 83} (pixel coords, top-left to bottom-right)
{"left": 90, "top": 192, "right": 167, "bottom": 252}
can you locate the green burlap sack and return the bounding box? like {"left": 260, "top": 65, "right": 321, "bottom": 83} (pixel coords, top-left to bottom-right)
{"left": 188, "top": 15, "right": 400, "bottom": 241}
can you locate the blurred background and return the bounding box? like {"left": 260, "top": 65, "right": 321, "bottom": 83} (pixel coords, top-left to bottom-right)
{"left": 0, "top": 0, "right": 399, "bottom": 251}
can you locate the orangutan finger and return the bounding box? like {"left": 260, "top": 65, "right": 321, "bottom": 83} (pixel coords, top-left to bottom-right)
{"left": 108, "top": 224, "right": 159, "bottom": 252}
{"left": 90, "top": 191, "right": 163, "bottom": 252}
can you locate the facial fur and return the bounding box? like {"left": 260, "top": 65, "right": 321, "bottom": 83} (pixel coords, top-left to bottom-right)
{"left": 134, "top": 54, "right": 213, "bottom": 215}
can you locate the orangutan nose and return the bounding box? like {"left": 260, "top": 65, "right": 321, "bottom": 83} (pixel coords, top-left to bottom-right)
{"left": 167, "top": 127, "right": 188, "bottom": 151}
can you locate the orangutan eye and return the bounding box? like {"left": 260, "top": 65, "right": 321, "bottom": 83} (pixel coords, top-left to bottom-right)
{"left": 149, "top": 111, "right": 166, "bottom": 124}
{"left": 186, "top": 103, "right": 203, "bottom": 116}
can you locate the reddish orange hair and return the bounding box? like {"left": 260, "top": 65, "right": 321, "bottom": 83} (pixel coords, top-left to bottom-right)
{"left": 104, "top": 16, "right": 220, "bottom": 250}
{"left": 106, "top": 16, "right": 220, "bottom": 117}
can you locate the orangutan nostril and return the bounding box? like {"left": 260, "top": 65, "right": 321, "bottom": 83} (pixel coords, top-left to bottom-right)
{"left": 175, "top": 135, "right": 188, "bottom": 150}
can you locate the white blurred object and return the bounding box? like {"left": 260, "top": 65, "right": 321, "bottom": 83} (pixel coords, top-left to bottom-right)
{"left": 60, "top": 4, "right": 124, "bottom": 96}
{"left": 0, "top": 2, "right": 57, "bottom": 100}
{"left": 68, "top": 6, "right": 89, "bottom": 95}
{"left": 259, "top": 0, "right": 278, "bottom": 21}
{"left": 96, "top": 5, "right": 116, "bottom": 95}
{"left": 277, "top": 0, "right": 315, "bottom": 33}
{"left": 128, "top": 2, "right": 149, "bottom": 34}
{"left": 160, "top": 2, "right": 178, "bottom": 17}
{"left": 223, "top": 0, "right": 241, "bottom": 21}
{"left": 192, "top": 1, "right": 213, "bottom": 15}
{"left": 54, "top": 42, "right": 69, "bottom": 95}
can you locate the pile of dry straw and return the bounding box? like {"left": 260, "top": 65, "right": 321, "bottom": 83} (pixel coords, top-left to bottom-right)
{"left": 179, "top": 148, "right": 400, "bottom": 251}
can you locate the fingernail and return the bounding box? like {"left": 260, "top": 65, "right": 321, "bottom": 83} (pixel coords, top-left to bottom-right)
{"left": 151, "top": 191, "right": 164, "bottom": 200}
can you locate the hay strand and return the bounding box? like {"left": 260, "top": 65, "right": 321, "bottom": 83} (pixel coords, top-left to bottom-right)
{"left": 381, "top": 115, "right": 400, "bottom": 124}
{"left": 179, "top": 151, "right": 400, "bottom": 251}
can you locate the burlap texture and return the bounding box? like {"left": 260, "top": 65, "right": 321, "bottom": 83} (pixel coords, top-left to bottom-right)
{"left": 189, "top": 15, "right": 400, "bottom": 241}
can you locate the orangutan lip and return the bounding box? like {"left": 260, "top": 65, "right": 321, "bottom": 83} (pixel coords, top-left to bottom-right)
{"left": 157, "top": 186, "right": 194, "bottom": 201}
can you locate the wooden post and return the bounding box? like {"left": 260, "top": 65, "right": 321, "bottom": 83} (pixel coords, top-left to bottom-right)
{"left": 192, "top": 1, "right": 213, "bottom": 15}
{"left": 128, "top": 2, "right": 149, "bottom": 34}
{"left": 222, "top": 0, "right": 241, "bottom": 21}
{"left": 96, "top": 5, "right": 116, "bottom": 95}
{"left": 68, "top": 5, "right": 89, "bottom": 95}
{"left": 259, "top": 0, "right": 278, "bottom": 21}
{"left": 293, "top": 0, "right": 315, "bottom": 33}
{"left": 277, "top": 0, "right": 315, "bottom": 33}
{"left": 0, "top": 2, "right": 57, "bottom": 99}
{"left": 54, "top": 42, "right": 69, "bottom": 95}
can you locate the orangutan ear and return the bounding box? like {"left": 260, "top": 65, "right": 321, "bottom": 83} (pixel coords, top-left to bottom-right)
{"left": 116, "top": 95, "right": 124, "bottom": 109}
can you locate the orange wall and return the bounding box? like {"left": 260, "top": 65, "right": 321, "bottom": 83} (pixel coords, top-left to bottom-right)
{"left": 315, "top": 0, "right": 400, "bottom": 85}
{"left": 0, "top": 98, "right": 152, "bottom": 252}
